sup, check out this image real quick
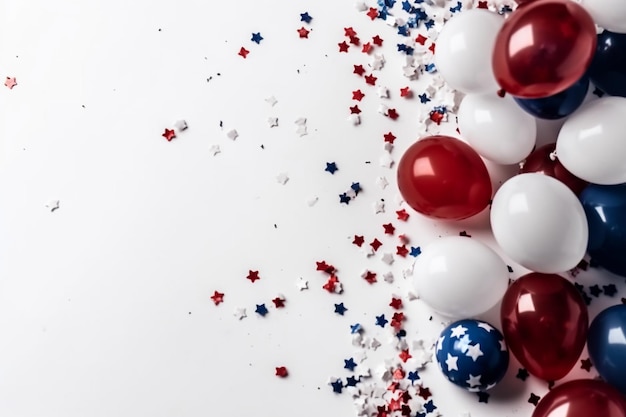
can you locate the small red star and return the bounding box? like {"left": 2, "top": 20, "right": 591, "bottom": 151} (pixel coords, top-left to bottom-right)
{"left": 430, "top": 111, "right": 444, "bottom": 125}
{"left": 344, "top": 27, "right": 357, "bottom": 37}
{"left": 353, "top": 65, "right": 366, "bottom": 76}
{"left": 399, "top": 350, "right": 412, "bottom": 363}
{"left": 401, "top": 405, "right": 411, "bottom": 416}
{"left": 352, "top": 89, "right": 365, "bottom": 101}
{"left": 322, "top": 275, "right": 340, "bottom": 292}
{"left": 387, "top": 108, "right": 399, "bottom": 120}
{"left": 297, "top": 27, "right": 310, "bottom": 38}
{"left": 349, "top": 35, "right": 360, "bottom": 45}
{"left": 415, "top": 34, "right": 428, "bottom": 45}
{"left": 162, "top": 128, "right": 176, "bottom": 141}
{"left": 388, "top": 398, "right": 402, "bottom": 412}
{"left": 350, "top": 105, "right": 362, "bottom": 114}
{"left": 383, "top": 132, "right": 396, "bottom": 143}
{"left": 377, "top": 405, "right": 389, "bottom": 417}
{"left": 338, "top": 41, "right": 350, "bottom": 52}
{"left": 392, "top": 312, "right": 405, "bottom": 323}
{"left": 363, "top": 271, "right": 377, "bottom": 284}
{"left": 398, "top": 234, "right": 409, "bottom": 244}
{"left": 210, "top": 291, "right": 224, "bottom": 305}
{"left": 428, "top": 43, "right": 436, "bottom": 54}
{"left": 393, "top": 368, "right": 406, "bottom": 380}
{"left": 370, "top": 238, "right": 382, "bottom": 251}
{"left": 238, "top": 47, "right": 250, "bottom": 58}
{"left": 364, "top": 74, "right": 377, "bottom": 85}
{"left": 353, "top": 235, "right": 365, "bottom": 247}
{"left": 498, "top": 88, "right": 507, "bottom": 98}
{"left": 400, "top": 87, "right": 411, "bottom": 98}
{"left": 396, "top": 245, "right": 409, "bottom": 257}
{"left": 4, "top": 77, "right": 17, "bottom": 89}
{"left": 477, "top": 1, "right": 489, "bottom": 8}
{"left": 275, "top": 366, "right": 288, "bottom": 377}
{"left": 367, "top": 7, "right": 379, "bottom": 20}
{"left": 272, "top": 297, "right": 285, "bottom": 308}
{"left": 581, "top": 358, "right": 593, "bottom": 372}
{"left": 390, "top": 298, "right": 403, "bottom": 309}
{"left": 387, "top": 382, "right": 399, "bottom": 392}
{"left": 372, "top": 35, "right": 384, "bottom": 46}
{"left": 316, "top": 261, "right": 335, "bottom": 273}
{"left": 383, "top": 223, "right": 395, "bottom": 235}
{"left": 361, "top": 42, "right": 373, "bottom": 54}
{"left": 396, "top": 209, "right": 409, "bottom": 221}
{"left": 418, "top": 386, "right": 432, "bottom": 400}
{"left": 246, "top": 270, "right": 260, "bottom": 283}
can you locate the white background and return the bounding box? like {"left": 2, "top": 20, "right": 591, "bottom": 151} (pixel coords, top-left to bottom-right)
{"left": 0, "top": 1, "right": 621, "bottom": 416}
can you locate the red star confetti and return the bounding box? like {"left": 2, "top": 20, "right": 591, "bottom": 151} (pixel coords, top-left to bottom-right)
{"left": 344, "top": 27, "right": 357, "bottom": 37}
{"left": 246, "top": 270, "right": 260, "bottom": 283}
{"left": 297, "top": 27, "right": 310, "bottom": 38}
{"left": 238, "top": 47, "right": 250, "bottom": 58}
{"left": 581, "top": 358, "right": 593, "bottom": 371}
{"left": 415, "top": 34, "right": 428, "bottom": 45}
{"left": 322, "top": 275, "right": 340, "bottom": 292}
{"left": 366, "top": 7, "right": 379, "bottom": 20}
{"left": 4, "top": 77, "right": 17, "bottom": 89}
{"left": 383, "top": 223, "right": 395, "bottom": 235}
{"left": 353, "top": 235, "right": 364, "bottom": 247}
{"left": 353, "top": 65, "right": 366, "bottom": 76}
{"left": 210, "top": 291, "right": 224, "bottom": 305}
{"left": 350, "top": 105, "right": 361, "bottom": 114}
{"left": 349, "top": 35, "right": 360, "bottom": 45}
{"left": 391, "top": 312, "right": 405, "bottom": 329}
{"left": 390, "top": 297, "right": 403, "bottom": 309}
{"left": 430, "top": 110, "right": 444, "bottom": 125}
{"left": 498, "top": 88, "right": 507, "bottom": 98}
{"left": 352, "top": 89, "right": 365, "bottom": 101}
{"left": 362, "top": 270, "right": 377, "bottom": 284}
{"left": 428, "top": 43, "right": 436, "bottom": 54}
{"left": 477, "top": 1, "right": 489, "bottom": 8}
{"left": 338, "top": 41, "right": 350, "bottom": 52}
{"left": 400, "top": 87, "right": 411, "bottom": 98}
{"left": 372, "top": 35, "right": 383, "bottom": 46}
{"left": 364, "top": 74, "right": 377, "bottom": 85}
{"left": 387, "top": 108, "right": 399, "bottom": 120}
{"left": 383, "top": 132, "right": 396, "bottom": 143}
{"left": 361, "top": 42, "right": 373, "bottom": 54}
{"left": 393, "top": 368, "right": 406, "bottom": 380}
{"left": 275, "top": 366, "right": 288, "bottom": 377}
{"left": 388, "top": 398, "right": 402, "bottom": 412}
{"left": 396, "top": 209, "right": 409, "bottom": 221}
{"left": 370, "top": 238, "right": 382, "bottom": 251}
{"left": 272, "top": 296, "right": 285, "bottom": 308}
{"left": 396, "top": 245, "right": 409, "bottom": 257}
{"left": 162, "top": 128, "right": 176, "bottom": 141}
{"left": 316, "top": 261, "right": 335, "bottom": 274}
{"left": 399, "top": 350, "right": 412, "bottom": 363}
{"left": 418, "top": 386, "right": 432, "bottom": 400}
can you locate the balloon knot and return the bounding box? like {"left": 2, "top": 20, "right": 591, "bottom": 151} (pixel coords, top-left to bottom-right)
{"left": 549, "top": 151, "right": 557, "bottom": 161}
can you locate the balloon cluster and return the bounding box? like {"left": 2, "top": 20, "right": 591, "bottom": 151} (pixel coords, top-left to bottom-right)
{"left": 397, "top": 0, "right": 626, "bottom": 413}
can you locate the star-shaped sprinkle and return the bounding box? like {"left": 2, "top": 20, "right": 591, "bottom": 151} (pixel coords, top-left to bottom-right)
{"left": 173, "top": 120, "right": 188, "bottom": 131}
{"left": 339, "top": 193, "right": 351, "bottom": 204}
{"left": 353, "top": 235, "right": 364, "bottom": 247}
{"left": 389, "top": 298, "right": 403, "bottom": 310}
{"left": 362, "top": 270, "right": 377, "bottom": 284}
{"left": 477, "top": 392, "right": 490, "bottom": 403}
{"left": 349, "top": 35, "right": 360, "bottom": 45}
{"left": 418, "top": 386, "right": 432, "bottom": 400}
{"left": 372, "top": 35, "right": 383, "bottom": 46}
{"left": 370, "top": 238, "right": 382, "bottom": 251}
{"left": 345, "top": 376, "right": 359, "bottom": 387}
{"left": 297, "top": 27, "right": 310, "bottom": 38}
{"left": 251, "top": 32, "right": 263, "bottom": 44}
{"left": 387, "top": 108, "right": 399, "bottom": 120}
{"left": 581, "top": 358, "right": 593, "bottom": 371}
{"left": 272, "top": 297, "right": 285, "bottom": 308}
{"left": 238, "top": 47, "right": 250, "bottom": 58}
{"left": 350, "top": 323, "right": 362, "bottom": 334}
{"left": 316, "top": 261, "right": 335, "bottom": 273}
{"left": 400, "top": 87, "right": 411, "bottom": 97}
{"left": 300, "top": 12, "right": 312, "bottom": 23}
{"left": 247, "top": 270, "right": 260, "bottom": 283}
{"left": 364, "top": 74, "right": 377, "bottom": 85}
{"left": 335, "top": 303, "right": 348, "bottom": 316}
{"left": 381, "top": 253, "right": 394, "bottom": 265}
{"left": 362, "top": 42, "right": 373, "bottom": 53}
{"left": 396, "top": 209, "right": 409, "bottom": 221}
{"left": 267, "top": 117, "right": 278, "bottom": 127}
{"left": 383, "top": 223, "right": 395, "bottom": 235}
{"left": 210, "top": 291, "right": 224, "bottom": 305}
{"left": 383, "top": 132, "right": 396, "bottom": 144}
{"left": 4, "top": 77, "right": 17, "bottom": 89}
{"left": 424, "top": 400, "right": 437, "bottom": 413}
{"left": 366, "top": 7, "right": 379, "bottom": 19}
{"left": 275, "top": 366, "right": 288, "bottom": 377}
{"left": 296, "top": 277, "right": 309, "bottom": 291}
{"left": 255, "top": 304, "right": 268, "bottom": 316}
{"left": 589, "top": 285, "right": 602, "bottom": 297}
{"left": 450, "top": 324, "right": 468, "bottom": 339}
{"left": 352, "top": 89, "right": 365, "bottom": 101}
{"left": 396, "top": 245, "right": 409, "bottom": 257}
{"left": 45, "top": 200, "right": 60, "bottom": 212}
{"left": 407, "top": 371, "right": 419, "bottom": 384}
{"left": 344, "top": 358, "right": 357, "bottom": 371}
{"left": 344, "top": 27, "right": 357, "bottom": 37}
{"left": 162, "top": 128, "right": 176, "bottom": 141}
{"left": 276, "top": 173, "right": 289, "bottom": 185}
{"left": 226, "top": 129, "right": 239, "bottom": 140}
{"left": 350, "top": 105, "right": 361, "bottom": 114}
{"left": 528, "top": 393, "right": 541, "bottom": 406}
{"left": 399, "top": 350, "right": 412, "bottom": 363}
{"left": 353, "top": 64, "right": 366, "bottom": 76}
{"left": 338, "top": 41, "right": 350, "bottom": 52}
{"left": 331, "top": 379, "right": 343, "bottom": 393}
{"left": 516, "top": 368, "right": 529, "bottom": 381}
{"left": 233, "top": 307, "right": 247, "bottom": 320}
{"left": 375, "top": 314, "right": 388, "bottom": 327}
{"left": 351, "top": 182, "right": 361, "bottom": 194}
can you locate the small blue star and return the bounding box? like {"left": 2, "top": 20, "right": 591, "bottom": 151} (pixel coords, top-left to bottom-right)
{"left": 402, "top": 0, "right": 412, "bottom": 11}
{"left": 378, "top": 9, "right": 388, "bottom": 19}
{"left": 334, "top": 303, "right": 348, "bottom": 315}
{"left": 397, "top": 43, "right": 407, "bottom": 52}
{"left": 330, "top": 379, "right": 343, "bottom": 393}
{"left": 375, "top": 314, "right": 388, "bottom": 328}
{"left": 325, "top": 162, "right": 338, "bottom": 174}
{"left": 407, "top": 370, "right": 420, "bottom": 384}
{"left": 396, "top": 329, "right": 407, "bottom": 339}
{"left": 507, "top": 265, "right": 514, "bottom": 273}
{"left": 418, "top": 93, "right": 430, "bottom": 104}
{"left": 414, "top": 8, "right": 428, "bottom": 23}
{"left": 404, "top": 46, "right": 414, "bottom": 55}
{"left": 425, "top": 63, "right": 436, "bottom": 73}
{"left": 397, "top": 25, "right": 409, "bottom": 36}
{"left": 424, "top": 400, "right": 437, "bottom": 413}
{"left": 344, "top": 358, "right": 357, "bottom": 371}
{"left": 345, "top": 376, "right": 359, "bottom": 387}
{"left": 500, "top": 5, "right": 513, "bottom": 14}
{"left": 251, "top": 32, "right": 263, "bottom": 44}
{"left": 300, "top": 12, "right": 313, "bottom": 23}
{"left": 350, "top": 323, "right": 362, "bottom": 334}
{"left": 416, "top": 412, "right": 427, "bottom": 417}
{"left": 255, "top": 304, "right": 268, "bottom": 316}
{"left": 424, "top": 19, "right": 435, "bottom": 29}
{"left": 433, "top": 105, "right": 447, "bottom": 114}
{"left": 339, "top": 193, "right": 351, "bottom": 204}
{"left": 450, "top": 1, "right": 462, "bottom": 13}
{"left": 351, "top": 182, "right": 361, "bottom": 194}
{"left": 407, "top": 16, "right": 418, "bottom": 28}
{"left": 410, "top": 246, "right": 422, "bottom": 257}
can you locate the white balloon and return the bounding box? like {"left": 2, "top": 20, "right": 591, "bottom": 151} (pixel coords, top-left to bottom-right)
{"left": 580, "top": 0, "right": 626, "bottom": 33}
{"left": 556, "top": 97, "right": 626, "bottom": 185}
{"left": 490, "top": 173, "right": 588, "bottom": 273}
{"left": 434, "top": 9, "right": 503, "bottom": 94}
{"left": 414, "top": 237, "right": 508, "bottom": 318}
{"left": 458, "top": 94, "right": 537, "bottom": 165}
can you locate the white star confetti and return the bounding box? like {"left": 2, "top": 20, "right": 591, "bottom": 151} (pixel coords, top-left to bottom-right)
{"left": 381, "top": 253, "right": 394, "bottom": 265}
{"left": 173, "top": 119, "right": 188, "bottom": 131}
{"left": 209, "top": 144, "right": 221, "bottom": 156}
{"left": 379, "top": 152, "right": 394, "bottom": 168}
{"left": 347, "top": 114, "right": 361, "bottom": 125}
{"left": 377, "top": 103, "right": 389, "bottom": 115}
{"left": 267, "top": 117, "right": 279, "bottom": 127}
{"left": 383, "top": 271, "right": 394, "bottom": 283}
{"left": 45, "top": 200, "right": 60, "bottom": 212}
{"left": 226, "top": 129, "right": 238, "bottom": 140}
{"left": 296, "top": 124, "right": 308, "bottom": 137}
{"left": 373, "top": 200, "right": 385, "bottom": 214}
{"left": 375, "top": 176, "right": 389, "bottom": 189}
{"left": 377, "top": 86, "right": 389, "bottom": 98}
{"left": 265, "top": 95, "right": 278, "bottom": 106}
{"left": 233, "top": 307, "right": 247, "bottom": 320}
{"left": 276, "top": 173, "right": 289, "bottom": 185}
{"left": 296, "top": 277, "right": 309, "bottom": 291}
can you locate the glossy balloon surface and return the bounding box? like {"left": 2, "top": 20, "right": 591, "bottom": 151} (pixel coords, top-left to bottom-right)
{"left": 520, "top": 143, "right": 588, "bottom": 195}
{"left": 588, "top": 305, "right": 626, "bottom": 395}
{"left": 532, "top": 379, "right": 626, "bottom": 417}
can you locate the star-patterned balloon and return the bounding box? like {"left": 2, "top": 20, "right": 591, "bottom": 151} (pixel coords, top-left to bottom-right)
{"left": 435, "top": 319, "right": 509, "bottom": 392}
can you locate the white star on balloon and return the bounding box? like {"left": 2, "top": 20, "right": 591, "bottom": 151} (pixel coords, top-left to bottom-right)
{"left": 437, "top": 335, "right": 445, "bottom": 351}
{"left": 499, "top": 339, "right": 508, "bottom": 351}
{"left": 477, "top": 322, "right": 494, "bottom": 332}
{"left": 445, "top": 353, "right": 459, "bottom": 371}
{"left": 466, "top": 343, "right": 484, "bottom": 361}
{"left": 466, "top": 374, "right": 482, "bottom": 388}
{"left": 450, "top": 325, "right": 468, "bottom": 339}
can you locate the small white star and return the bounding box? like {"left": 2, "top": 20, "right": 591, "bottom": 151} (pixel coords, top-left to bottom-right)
{"left": 381, "top": 253, "right": 394, "bottom": 265}
{"left": 209, "top": 144, "right": 221, "bottom": 156}
{"left": 477, "top": 322, "right": 494, "bottom": 332}
{"left": 233, "top": 307, "right": 247, "bottom": 320}
{"left": 296, "top": 277, "right": 308, "bottom": 291}
{"left": 445, "top": 353, "right": 458, "bottom": 371}
{"left": 226, "top": 129, "right": 238, "bottom": 140}
{"left": 376, "top": 176, "right": 389, "bottom": 189}
{"left": 45, "top": 199, "right": 60, "bottom": 212}
{"left": 377, "top": 85, "right": 389, "bottom": 98}
{"left": 450, "top": 325, "right": 468, "bottom": 339}
{"left": 499, "top": 339, "right": 508, "bottom": 352}
{"left": 383, "top": 271, "right": 394, "bottom": 283}
{"left": 173, "top": 119, "right": 188, "bottom": 131}
{"left": 265, "top": 95, "right": 278, "bottom": 106}
{"left": 466, "top": 343, "right": 484, "bottom": 362}
{"left": 296, "top": 124, "right": 308, "bottom": 137}
{"left": 276, "top": 173, "right": 289, "bottom": 185}
{"left": 267, "top": 117, "right": 279, "bottom": 127}
{"left": 347, "top": 114, "right": 361, "bottom": 125}
{"left": 466, "top": 374, "right": 481, "bottom": 388}
{"left": 379, "top": 152, "right": 394, "bottom": 168}
{"left": 373, "top": 200, "right": 385, "bottom": 214}
{"left": 294, "top": 117, "right": 307, "bottom": 125}
{"left": 437, "top": 335, "right": 445, "bottom": 351}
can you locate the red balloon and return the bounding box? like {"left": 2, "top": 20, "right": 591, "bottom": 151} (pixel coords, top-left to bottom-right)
{"left": 533, "top": 379, "right": 626, "bottom": 417}
{"left": 520, "top": 143, "right": 588, "bottom": 195}
{"left": 501, "top": 273, "right": 588, "bottom": 381}
{"left": 397, "top": 136, "right": 491, "bottom": 220}
{"left": 492, "top": 0, "right": 597, "bottom": 98}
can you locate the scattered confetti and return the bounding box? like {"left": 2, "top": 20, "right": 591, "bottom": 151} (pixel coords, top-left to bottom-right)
{"left": 275, "top": 366, "right": 288, "bottom": 377}
{"left": 210, "top": 291, "right": 224, "bottom": 305}
{"left": 233, "top": 307, "right": 247, "bottom": 320}
{"left": 255, "top": 304, "right": 269, "bottom": 317}
{"left": 276, "top": 173, "right": 289, "bottom": 185}
{"left": 226, "top": 129, "right": 238, "bottom": 140}
{"left": 238, "top": 47, "right": 250, "bottom": 58}
{"left": 267, "top": 117, "right": 279, "bottom": 127}
{"left": 45, "top": 199, "right": 60, "bottom": 212}
{"left": 162, "top": 128, "right": 176, "bottom": 141}
{"left": 4, "top": 77, "right": 17, "bottom": 89}
{"left": 246, "top": 270, "right": 260, "bottom": 283}
{"left": 251, "top": 32, "right": 264, "bottom": 44}
{"left": 297, "top": 27, "right": 310, "bottom": 38}
{"left": 173, "top": 119, "right": 188, "bottom": 131}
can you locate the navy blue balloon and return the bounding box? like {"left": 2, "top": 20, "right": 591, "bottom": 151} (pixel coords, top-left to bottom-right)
{"left": 513, "top": 76, "right": 589, "bottom": 119}
{"left": 580, "top": 183, "right": 626, "bottom": 277}
{"left": 435, "top": 319, "right": 509, "bottom": 392}
{"left": 588, "top": 305, "right": 626, "bottom": 395}
{"left": 589, "top": 31, "right": 626, "bottom": 98}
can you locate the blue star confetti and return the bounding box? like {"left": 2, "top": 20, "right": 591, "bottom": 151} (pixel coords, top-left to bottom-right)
{"left": 334, "top": 302, "right": 348, "bottom": 315}
{"left": 418, "top": 93, "right": 431, "bottom": 104}
{"left": 407, "top": 370, "right": 420, "bottom": 384}
{"left": 410, "top": 246, "right": 421, "bottom": 257}
{"left": 375, "top": 314, "right": 388, "bottom": 328}
{"left": 345, "top": 376, "right": 359, "bottom": 387}
{"left": 330, "top": 379, "right": 343, "bottom": 393}
{"left": 350, "top": 323, "right": 362, "bottom": 334}
{"left": 325, "top": 162, "right": 338, "bottom": 174}
{"left": 350, "top": 182, "right": 361, "bottom": 195}
{"left": 251, "top": 32, "right": 263, "bottom": 44}
{"left": 339, "top": 193, "right": 351, "bottom": 204}
{"left": 344, "top": 358, "right": 357, "bottom": 371}
{"left": 255, "top": 304, "right": 268, "bottom": 316}
{"left": 424, "top": 400, "right": 437, "bottom": 413}
{"left": 300, "top": 12, "right": 312, "bottom": 23}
